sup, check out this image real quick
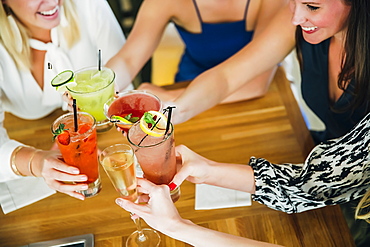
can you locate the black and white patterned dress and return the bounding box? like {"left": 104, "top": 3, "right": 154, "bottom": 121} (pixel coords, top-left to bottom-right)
{"left": 251, "top": 112, "right": 370, "bottom": 214}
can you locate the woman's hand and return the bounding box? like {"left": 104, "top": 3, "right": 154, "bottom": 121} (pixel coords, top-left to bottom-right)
{"left": 62, "top": 91, "right": 74, "bottom": 112}
{"left": 168, "top": 145, "right": 214, "bottom": 190}
{"left": 116, "top": 178, "right": 183, "bottom": 233}
{"left": 34, "top": 150, "right": 88, "bottom": 200}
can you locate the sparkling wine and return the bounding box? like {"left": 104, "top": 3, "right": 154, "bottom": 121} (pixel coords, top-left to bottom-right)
{"left": 101, "top": 152, "right": 138, "bottom": 202}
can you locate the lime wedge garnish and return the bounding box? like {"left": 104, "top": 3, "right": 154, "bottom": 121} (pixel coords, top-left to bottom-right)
{"left": 111, "top": 115, "right": 133, "bottom": 125}
{"left": 51, "top": 70, "right": 74, "bottom": 87}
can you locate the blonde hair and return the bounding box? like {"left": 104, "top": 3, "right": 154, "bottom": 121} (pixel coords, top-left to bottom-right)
{"left": 0, "top": 0, "right": 80, "bottom": 70}
{"left": 355, "top": 189, "right": 370, "bottom": 223}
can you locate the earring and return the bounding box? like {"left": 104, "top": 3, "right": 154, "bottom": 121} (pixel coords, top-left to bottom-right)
{"left": 7, "top": 14, "right": 23, "bottom": 53}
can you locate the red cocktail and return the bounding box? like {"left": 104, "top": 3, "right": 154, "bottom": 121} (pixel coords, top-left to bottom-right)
{"left": 104, "top": 90, "right": 162, "bottom": 131}
{"left": 51, "top": 112, "right": 101, "bottom": 197}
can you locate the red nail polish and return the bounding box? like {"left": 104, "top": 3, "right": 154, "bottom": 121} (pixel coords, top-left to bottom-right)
{"left": 168, "top": 182, "right": 177, "bottom": 191}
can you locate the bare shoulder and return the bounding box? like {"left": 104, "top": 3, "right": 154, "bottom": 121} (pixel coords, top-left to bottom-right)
{"left": 141, "top": 0, "right": 187, "bottom": 12}
{"left": 250, "top": 0, "right": 290, "bottom": 33}
{"left": 258, "top": 0, "right": 289, "bottom": 15}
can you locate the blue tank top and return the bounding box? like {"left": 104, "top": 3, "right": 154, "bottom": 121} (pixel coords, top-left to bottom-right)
{"left": 174, "top": 0, "right": 254, "bottom": 82}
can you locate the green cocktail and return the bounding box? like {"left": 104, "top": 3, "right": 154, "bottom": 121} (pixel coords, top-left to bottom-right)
{"left": 67, "top": 67, "right": 115, "bottom": 132}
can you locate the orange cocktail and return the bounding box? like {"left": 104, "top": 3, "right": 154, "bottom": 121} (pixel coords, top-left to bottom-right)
{"left": 51, "top": 112, "right": 101, "bottom": 197}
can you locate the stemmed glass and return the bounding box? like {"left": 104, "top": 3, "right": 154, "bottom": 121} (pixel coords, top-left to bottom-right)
{"left": 103, "top": 90, "right": 162, "bottom": 132}
{"left": 100, "top": 144, "right": 161, "bottom": 247}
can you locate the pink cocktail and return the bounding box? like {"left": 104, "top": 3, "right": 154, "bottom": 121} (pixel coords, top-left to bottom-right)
{"left": 127, "top": 112, "right": 180, "bottom": 203}
{"left": 104, "top": 90, "right": 161, "bottom": 131}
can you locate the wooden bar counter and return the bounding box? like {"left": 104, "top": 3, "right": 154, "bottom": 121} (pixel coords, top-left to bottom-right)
{"left": 0, "top": 68, "right": 354, "bottom": 246}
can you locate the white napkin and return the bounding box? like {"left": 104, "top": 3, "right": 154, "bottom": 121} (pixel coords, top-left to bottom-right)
{"left": 195, "top": 184, "right": 251, "bottom": 210}
{"left": 0, "top": 177, "right": 56, "bottom": 214}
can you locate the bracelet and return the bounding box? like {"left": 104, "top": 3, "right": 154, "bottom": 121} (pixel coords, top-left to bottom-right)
{"left": 28, "top": 150, "right": 39, "bottom": 177}
{"left": 11, "top": 146, "right": 27, "bottom": 176}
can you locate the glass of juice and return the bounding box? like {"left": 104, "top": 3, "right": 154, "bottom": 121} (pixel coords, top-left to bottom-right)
{"left": 100, "top": 144, "right": 161, "bottom": 247}
{"left": 127, "top": 111, "right": 180, "bottom": 202}
{"left": 51, "top": 112, "right": 101, "bottom": 198}
{"left": 104, "top": 90, "right": 162, "bottom": 132}
{"left": 67, "top": 67, "right": 115, "bottom": 132}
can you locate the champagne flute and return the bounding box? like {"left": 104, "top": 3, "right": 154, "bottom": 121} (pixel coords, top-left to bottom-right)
{"left": 100, "top": 144, "right": 161, "bottom": 247}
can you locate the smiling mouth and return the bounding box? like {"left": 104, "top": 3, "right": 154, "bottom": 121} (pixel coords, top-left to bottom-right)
{"left": 38, "top": 6, "right": 59, "bottom": 16}
{"left": 301, "top": 26, "right": 318, "bottom": 32}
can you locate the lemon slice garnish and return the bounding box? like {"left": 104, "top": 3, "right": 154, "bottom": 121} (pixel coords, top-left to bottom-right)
{"left": 139, "top": 111, "right": 167, "bottom": 137}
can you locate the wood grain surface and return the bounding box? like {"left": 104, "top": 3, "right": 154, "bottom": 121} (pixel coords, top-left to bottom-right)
{"left": 0, "top": 68, "right": 354, "bottom": 247}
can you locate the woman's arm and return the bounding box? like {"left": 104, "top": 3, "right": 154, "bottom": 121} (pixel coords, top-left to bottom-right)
{"left": 116, "top": 179, "right": 282, "bottom": 247}
{"left": 253, "top": 111, "right": 370, "bottom": 213}
{"left": 171, "top": 145, "right": 256, "bottom": 193}
{"left": 172, "top": 110, "right": 370, "bottom": 214}
{"left": 173, "top": 4, "right": 296, "bottom": 124}
{"left": 106, "top": 0, "right": 175, "bottom": 89}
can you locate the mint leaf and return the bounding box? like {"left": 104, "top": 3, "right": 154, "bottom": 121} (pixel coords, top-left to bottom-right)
{"left": 129, "top": 117, "right": 139, "bottom": 123}
{"left": 124, "top": 114, "right": 133, "bottom": 121}
{"left": 143, "top": 112, "right": 156, "bottom": 125}
{"left": 123, "top": 113, "right": 139, "bottom": 123}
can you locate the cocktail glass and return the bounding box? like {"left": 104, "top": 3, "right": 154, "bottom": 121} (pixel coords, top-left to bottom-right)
{"left": 67, "top": 67, "right": 115, "bottom": 132}
{"left": 51, "top": 112, "right": 101, "bottom": 198}
{"left": 104, "top": 90, "right": 162, "bottom": 132}
{"left": 127, "top": 119, "right": 180, "bottom": 203}
{"left": 100, "top": 144, "right": 161, "bottom": 247}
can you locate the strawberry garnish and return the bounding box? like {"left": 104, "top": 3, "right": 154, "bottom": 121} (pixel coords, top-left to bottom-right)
{"left": 52, "top": 123, "right": 70, "bottom": 145}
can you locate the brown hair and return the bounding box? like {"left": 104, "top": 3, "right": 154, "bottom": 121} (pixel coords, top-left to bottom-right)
{"left": 296, "top": 0, "right": 370, "bottom": 112}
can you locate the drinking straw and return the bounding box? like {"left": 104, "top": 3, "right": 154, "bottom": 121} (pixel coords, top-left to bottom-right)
{"left": 164, "top": 106, "right": 176, "bottom": 135}
{"left": 137, "top": 117, "right": 161, "bottom": 147}
{"left": 98, "top": 49, "right": 102, "bottom": 71}
{"left": 72, "top": 99, "right": 78, "bottom": 132}
{"left": 136, "top": 107, "right": 175, "bottom": 147}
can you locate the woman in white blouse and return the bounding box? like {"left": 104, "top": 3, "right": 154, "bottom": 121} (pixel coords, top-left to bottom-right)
{"left": 0, "top": 0, "right": 127, "bottom": 201}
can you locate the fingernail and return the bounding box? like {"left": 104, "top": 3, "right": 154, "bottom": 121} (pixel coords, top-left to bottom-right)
{"left": 71, "top": 168, "right": 79, "bottom": 174}
{"left": 168, "top": 182, "right": 177, "bottom": 191}
{"left": 115, "top": 198, "right": 123, "bottom": 207}
{"left": 77, "top": 195, "right": 85, "bottom": 201}
{"left": 81, "top": 185, "right": 88, "bottom": 190}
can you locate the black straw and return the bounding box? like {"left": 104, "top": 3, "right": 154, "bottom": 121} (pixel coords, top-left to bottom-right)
{"left": 72, "top": 99, "right": 78, "bottom": 132}
{"left": 135, "top": 107, "right": 175, "bottom": 148}
{"left": 137, "top": 117, "right": 161, "bottom": 147}
{"left": 164, "top": 106, "right": 175, "bottom": 135}
{"left": 98, "top": 49, "right": 101, "bottom": 71}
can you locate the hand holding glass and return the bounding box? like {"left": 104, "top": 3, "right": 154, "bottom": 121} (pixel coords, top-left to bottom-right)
{"left": 100, "top": 144, "right": 161, "bottom": 247}
{"left": 51, "top": 112, "right": 101, "bottom": 198}
{"left": 127, "top": 111, "right": 180, "bottom": 202}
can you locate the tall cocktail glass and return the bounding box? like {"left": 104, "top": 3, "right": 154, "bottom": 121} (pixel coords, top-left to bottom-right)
{"left": 51, "top": 112, "right": 101, "bottom": 198}
{"left": 104, "top": 90, "right": 161, "bottom": 132}
{"left": 67, "top": 67, "right": 115, "bottom": 132}
{"left": 127, "top": 119, "right": 180, "bottom": 202}
{"left": 100, "top": 144, "right": 161, "bottom": 247}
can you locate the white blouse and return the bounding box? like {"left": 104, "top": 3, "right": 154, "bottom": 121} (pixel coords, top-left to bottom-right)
{"left": 0, "top": 0, "right": 126, "bottom": 182}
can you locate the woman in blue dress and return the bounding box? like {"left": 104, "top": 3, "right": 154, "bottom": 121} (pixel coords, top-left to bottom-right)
{"left": 107, "top": 0, "right": 286, "bottom": 103}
